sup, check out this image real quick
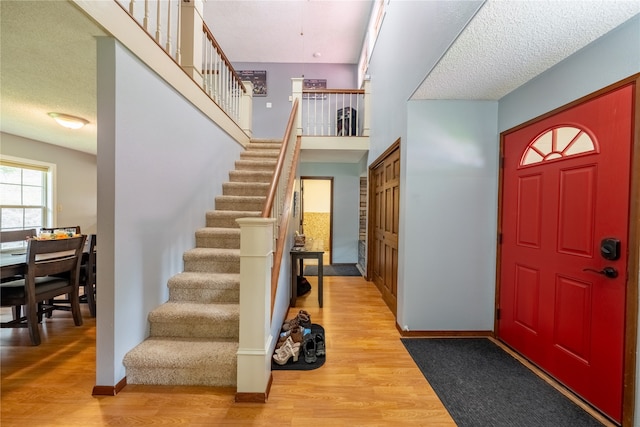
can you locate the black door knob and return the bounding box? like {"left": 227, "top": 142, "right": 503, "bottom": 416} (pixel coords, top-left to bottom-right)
{"left": 583, "top": 267, "right": 618, "bottom": 279}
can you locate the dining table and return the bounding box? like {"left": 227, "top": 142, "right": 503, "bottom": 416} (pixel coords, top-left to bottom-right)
{"left": 1, "top": 238, "right": 92, "bottom": 280}
{"left": 0, "top": 251, "right": 28, "bottom": 280}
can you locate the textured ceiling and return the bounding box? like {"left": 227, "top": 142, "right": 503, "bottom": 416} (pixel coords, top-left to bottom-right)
{"left": 1, "top": 0, "right": 639, "bottom": 158}
{"left": 0, "top": 1, "right": 105, "bottom": 154}
{"left": 413, "top": 0, "right": 640, "bottom": 100}
{"left": 203, "top": 0, "right": 374, "bottom": 64}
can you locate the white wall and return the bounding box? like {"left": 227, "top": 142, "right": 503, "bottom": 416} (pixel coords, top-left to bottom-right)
{"left": 1, "top": 133, "right": 97, "bottom": 233}
{"left": 400, "top": 100, "right": 498, "bottom": 331}
{"left": 366, "top": 0, "right": 483, "bottom": 162}
{"left": 302, "top": 179, "right": 331, "bottom": 212}
{"left": 96, "top": 38, "right": 242, "bottom": 386}
{"left": 299, "top": 163, "right": 360, "bottom": 263}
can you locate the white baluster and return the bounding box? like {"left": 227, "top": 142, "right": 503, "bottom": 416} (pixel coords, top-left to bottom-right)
{"left": 155, "top": 0, "right": 162, "bottom": 43}
{"left": 166, "top": 0, "right": 172, "bottom": 53}
{"left": 129, "top": 0, "right": 135, "bottom": 15}
{"left": 143, "top": 0, "right": 150, "bottom": 30}
{"left": 175, "top": 0, "right": 182, "bottom": 63}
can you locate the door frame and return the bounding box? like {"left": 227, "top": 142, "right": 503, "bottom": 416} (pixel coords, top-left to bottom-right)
{"left": 494, "top": 73, "right": 640, "bottom": 426}
{"left": 300, "top": 176, "right": 333, "bottom": 265}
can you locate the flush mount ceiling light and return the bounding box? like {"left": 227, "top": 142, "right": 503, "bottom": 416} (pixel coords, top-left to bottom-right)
{"left": 48, "top": 112, "right": 89, "bottom": 130}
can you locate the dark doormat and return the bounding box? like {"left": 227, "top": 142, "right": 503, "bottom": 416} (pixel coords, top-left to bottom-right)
{"left": 401, "top": 338, "right": 604, "bottom": 427}
{"left": 304, "top": 264, "right": 361, "bottom": 276}
{"left": 271, "top": 324, "right": 325, "bottom": 371}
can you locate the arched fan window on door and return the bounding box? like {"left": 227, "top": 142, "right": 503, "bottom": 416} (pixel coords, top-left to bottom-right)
{"left": 519, "top": 126, "right": 597, "bottom": 167}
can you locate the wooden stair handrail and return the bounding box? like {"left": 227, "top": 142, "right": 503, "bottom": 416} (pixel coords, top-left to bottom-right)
{"left": 262, "top": 98, "right": 299, "bottom": 218}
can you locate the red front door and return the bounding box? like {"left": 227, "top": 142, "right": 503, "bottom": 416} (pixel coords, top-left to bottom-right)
{"left": 498, "top": 83, "right": 634, "bottom": 423}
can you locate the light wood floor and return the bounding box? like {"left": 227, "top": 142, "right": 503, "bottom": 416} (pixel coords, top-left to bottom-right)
{"left": 1, "top": 276, "right": 456, "bottom": 427}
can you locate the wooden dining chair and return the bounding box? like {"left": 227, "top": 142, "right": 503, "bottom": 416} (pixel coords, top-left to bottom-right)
{"left": 0, "top": 229, "right": 38, "bottom": 283}
{"left": 0, "top": 235, "right": 87, "bottom": 345}
{"left": 0, "top": 228, "right": 38, "bottom": 319}
{"left": 79, "top": 234, "right": 96, "bottom": 317}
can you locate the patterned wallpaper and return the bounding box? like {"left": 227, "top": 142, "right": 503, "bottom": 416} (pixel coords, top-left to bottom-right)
{"left": 303, "top": 212, "right": 331, "bottom": 251}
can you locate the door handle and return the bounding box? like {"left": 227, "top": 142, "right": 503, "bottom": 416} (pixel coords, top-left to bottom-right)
{"left": 583, "top": 267, "right": 618, "bottom": 279}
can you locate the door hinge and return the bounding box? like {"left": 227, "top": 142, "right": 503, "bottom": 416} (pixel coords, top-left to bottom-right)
{"left": 496, "top": 308, "right": 501, "bottom": 320}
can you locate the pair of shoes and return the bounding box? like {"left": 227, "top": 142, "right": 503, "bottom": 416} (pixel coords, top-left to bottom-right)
{"left": 297, "top": 310, "right": 311, "bottom": 328}
{"left": 279, "top": 325, "right": 304, "bottom": 343}
{"left": 281, "top": 316, "right": 300, "bottom": 331}
{"left": 302, "top": 334, "right": 317, "bottom": 364}
{"left": 273, "top": 339, "right": 300, "bottom": 365}
{"left": 314, "top": 333, "right": 326, "bottom": 357}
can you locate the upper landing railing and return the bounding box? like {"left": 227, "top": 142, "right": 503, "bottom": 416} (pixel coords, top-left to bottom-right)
{"left": 291, "top": 78, "right": 371, "bottom": 138}
{"left": 116, "top": 0, "right": 251, "bottom": 132}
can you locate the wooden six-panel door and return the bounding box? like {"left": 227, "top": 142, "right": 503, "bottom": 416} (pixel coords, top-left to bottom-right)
{"left": 498, "top": 84, "right": 634, "bottom": 423}
{"left": 370, "top": 143, "right": 400, "bottom": 315}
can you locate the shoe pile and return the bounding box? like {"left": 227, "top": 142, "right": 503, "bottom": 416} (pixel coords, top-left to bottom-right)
{"left": 272, "top": 310, "right": 325, "bottom": 366}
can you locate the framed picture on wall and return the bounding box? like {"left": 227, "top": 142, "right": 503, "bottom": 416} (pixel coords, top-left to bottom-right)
{"left": 238, "top": 70, "right": 267, "bottom": 96}
{"left": 303, "top": 78, "right": 327, "bottom": 99}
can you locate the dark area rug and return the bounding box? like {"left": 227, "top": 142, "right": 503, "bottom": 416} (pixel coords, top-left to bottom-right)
{"left": 401, "top": 338, "right": 604, "bottom": 427}
{"left": 271, "top": 324, "right": 326, "bottom": 371}
{"left": 304, "top": 264, "right": 360, "bottom": 276}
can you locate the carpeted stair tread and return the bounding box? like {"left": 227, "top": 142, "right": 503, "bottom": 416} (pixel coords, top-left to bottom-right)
{"left": 240, "top": 150, "right": 280, "bottom": 160}
{"left": 149, "top": 301, "right": 239, "bottom": 320}
{"left": 168, "top": 272, "right": 239, "bottom": 290}
{"left": 245, "top": 143, "right": 281, "bottom": 150}
{"left": 205, "top": 210, "right": 261, "bottom": 228}
{"left": 234, "top": 159, "right": 277, "bottom": 171}
{"left": 229, "top": 170, "right": 274, "bottom": 183}
{"left": 148, "top": 302, "right": 239, "bottom": 339}
{"left": 195, "top": 227, "right": 240, "bottom": 249}
{"left": 222, "top": 181, "right": 270, "bottom": 197}
{"left": 168, "top": 272, "right": 239, "bottom": 303}
{"left": 123, "top": 338, "right": 238, "bottom": 386}
{"left": 183, "top": 248, "right": 240, "bottom": 274}
{"left": 215, "top": 195, "right": 265, "bottom": 211}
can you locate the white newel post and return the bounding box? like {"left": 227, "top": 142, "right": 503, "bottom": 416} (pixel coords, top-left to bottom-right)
{"left": 362, "top": 77, "right": 371, "bottom": 137}
{"left": 291, "top": 78, "right": 303, "bottom": 136}
{"left": 240, "top": 81, "right": 254, "bottom": 139}
{"left": 236, "top": 218, "right": 275, "bottom": 395}
{"left": 179, "top": 0, "right": 204, "bottom": 82}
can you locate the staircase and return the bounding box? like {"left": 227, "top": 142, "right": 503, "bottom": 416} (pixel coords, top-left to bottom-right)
{"left": 123, "top": 139, "right": 281, "bottom": 386}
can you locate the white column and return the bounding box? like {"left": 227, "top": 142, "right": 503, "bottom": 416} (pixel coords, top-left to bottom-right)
{"left": 240, "top": 81, "right": 254, "bottom": 139}
{"left": 236, "top": 217, "right": 275, "bottom": 396}
{"left": 179, "top": 0, "right": 204, "bottom": 82}
{"left": 291, "top": 78, "right": 303, "bottom": 136}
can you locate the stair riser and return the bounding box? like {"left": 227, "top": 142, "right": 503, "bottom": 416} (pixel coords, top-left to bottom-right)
{"left": 205, "top": 213, "right": 260, "bottom": 228}
{"left": 196, "top": 235, "right": 240, "bottom": 249}
{"left": 234, "top": 161, "right": 276, "bottom": 171}
{"left": 150, "top": 321, "right": 238, "bottom": 339}
{"left": 246, "top": 143, "right": 282, "bottom": 150}
{"left": 215, "top": 198, "right": 264, "bottom": 211}
{"left": 126, "top": 366, "right": 236, "bottom": 387}
{"left": 184, "top": 259, "right": 240, "bottom": 274}
{"left": 222, "top": 184, "right": 269, "bottom": 197}
{"left": 240, "top": 152, "right": 280, "bottom": 160}
{"left": 169, "top": 288, "right": 239, "bottom": 303}
{"left": 228, "top": 171, "right": 273, "bottom": 183}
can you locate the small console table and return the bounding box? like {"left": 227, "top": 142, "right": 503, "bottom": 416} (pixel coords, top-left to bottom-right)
{"left": 290, "top": 248, "right": 324, "bottom": 308}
